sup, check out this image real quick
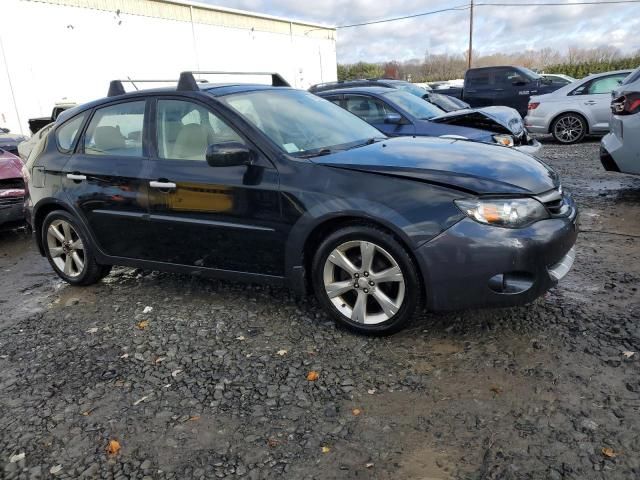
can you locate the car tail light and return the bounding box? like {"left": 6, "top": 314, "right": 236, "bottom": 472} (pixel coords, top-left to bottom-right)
{"left": 528, "top": 102, "right": 540, "bottom": 110}
{"left": 611, "top": 92, "right": 640, "bottom": 115}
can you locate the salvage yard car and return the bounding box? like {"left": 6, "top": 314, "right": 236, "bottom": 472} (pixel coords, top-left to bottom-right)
{"left": 315, "top": 85, "right": 541, "bottom": 154}
{"left": 0, "top": 127, "right": 28, "bottom": 157}
{"left": 24, "top": 72, "right": 578, "bottom": 334}
{"left": 601, "top": 66, "right": 640, "bottom": 175}
{"left": 525, "top": 70, "right": 632, "bottom": 144}
{"left": 0, "top": 148, "right": 26, "bottom": 230}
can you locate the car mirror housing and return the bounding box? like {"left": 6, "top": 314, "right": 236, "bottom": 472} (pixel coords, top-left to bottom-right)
{"left": 206, "top": 142, "right": 252, "bottom": 167}
{"left": 384, "top": 113, "right": 403, "bottom": 125}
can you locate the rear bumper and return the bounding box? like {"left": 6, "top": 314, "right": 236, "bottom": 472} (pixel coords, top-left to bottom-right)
{"left": 524, "top": 113, "right": 549, "bottom": 134}
{"left": 601, "top": 118, "right": 640, "bottom": 175}
{"left": 415, "top": 208, "right": 579, "bottom": 311}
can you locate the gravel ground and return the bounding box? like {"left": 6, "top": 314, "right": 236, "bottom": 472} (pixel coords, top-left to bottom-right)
{"left": 1, "top": 138, "right": 639, "bottom": 480}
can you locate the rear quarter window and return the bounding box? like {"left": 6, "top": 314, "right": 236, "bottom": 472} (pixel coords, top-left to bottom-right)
{"left": 55, "top": 113, "right": 87, "bottom": 153}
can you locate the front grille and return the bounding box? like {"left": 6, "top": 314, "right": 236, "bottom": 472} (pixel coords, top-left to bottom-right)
{"left": 0, "top": 196, "right": 23, "bottom": 207}
{"left": 0, "top": 177, "right": 25, "bottom": 190}
{"left": 536, "top": 187, "right": 571, "bottom": 217}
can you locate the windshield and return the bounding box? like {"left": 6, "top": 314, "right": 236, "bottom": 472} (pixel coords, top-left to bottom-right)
{"left": 382, "top": 90, "right": 445, "bottom": 120}
{"left": 621, "top": 67, "right": 640, "bottom": 85}
{"left": 519, "top": 67, "right": 542, "bottom": 81}
{"left": 393, "top": 82, "right": 430, "bottom": 98}
{"left": 221, "top": 90, "right": 384, "bottom": 155}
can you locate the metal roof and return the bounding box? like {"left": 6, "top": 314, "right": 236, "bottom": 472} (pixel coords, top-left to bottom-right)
{"left": 26, "top": 0, "right": 336, "bottom": 36}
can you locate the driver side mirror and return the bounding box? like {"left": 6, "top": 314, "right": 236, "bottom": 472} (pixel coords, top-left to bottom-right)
{"left": 206, "top": 142, "right": 253, "bottom": 167}
{"left": 384, "top": 113, "right": 403, "bottom": 125}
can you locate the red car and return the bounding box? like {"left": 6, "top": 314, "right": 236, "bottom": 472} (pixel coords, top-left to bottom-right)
{"left": 0, "top": 148, "right": 25, "bottom": 229}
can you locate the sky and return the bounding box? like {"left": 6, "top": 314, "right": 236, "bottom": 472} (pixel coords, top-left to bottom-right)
{"left": 204, "top": 0, "right": 640, "bottom": 63}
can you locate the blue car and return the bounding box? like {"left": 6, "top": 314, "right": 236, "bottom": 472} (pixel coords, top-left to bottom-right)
{"left": 316, "top": 86, "right": 541, "bottom": 155}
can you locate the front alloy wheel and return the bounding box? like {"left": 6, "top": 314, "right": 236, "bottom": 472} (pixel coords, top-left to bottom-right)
{"left": 313, "top": 225, "right": 420, "bottom": 335}
{"left": 323, "top": 240, "right": 405, "bottom": 324}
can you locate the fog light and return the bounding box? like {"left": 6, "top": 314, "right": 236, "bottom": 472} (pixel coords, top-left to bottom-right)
{"left": 488, "top": 272, "right": 534, "bottom": 294}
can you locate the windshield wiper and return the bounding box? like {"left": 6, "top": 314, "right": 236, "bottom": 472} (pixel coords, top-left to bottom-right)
{"left": 346, "top": 137, "right": 384, "bottom": 150}
{"left": 297, "top": 148, "right": 333, "bottom": 158}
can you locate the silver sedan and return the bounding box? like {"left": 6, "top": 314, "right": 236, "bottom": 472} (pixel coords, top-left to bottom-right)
{"left": 525, "top": 70, "right": 632, "bottom": 144}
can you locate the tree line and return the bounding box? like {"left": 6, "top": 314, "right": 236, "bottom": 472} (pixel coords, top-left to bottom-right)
{"left": 337, "top": 46, "right": 640, "bottom": 82}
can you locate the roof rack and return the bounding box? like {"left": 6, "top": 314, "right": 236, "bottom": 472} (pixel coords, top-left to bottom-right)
{"left": 177, "top": 71, "right": 290, "bottom": 91}
{"left": 108, "top": 79, "right": 179, "bottom": 97}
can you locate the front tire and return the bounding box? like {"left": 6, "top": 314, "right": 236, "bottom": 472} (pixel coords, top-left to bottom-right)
{"left": 312, "top": 225, "right": 421, "bottom": 335}
{"left": 551, "top": 113, "right": 587, "bottom": 144}
{"left": 42, "top": 210, "right": 106, "bottom": 286}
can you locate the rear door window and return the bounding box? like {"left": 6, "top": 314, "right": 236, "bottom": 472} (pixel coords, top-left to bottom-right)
{"left": 466, "top": 71, "right": 490, "bottom": 87}
{"left": 55, "top": 113, "right": 87, "bottom": 153}
{"left": 343, "top": 95, "right": 398, "bottom": 123}
{"left": 84, "top": 101, "right": 145, "bottom": 157}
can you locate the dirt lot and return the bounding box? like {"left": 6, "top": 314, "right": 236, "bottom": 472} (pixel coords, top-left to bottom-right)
{"left": 1, "top": 138, "right": 639, "bottom": 480}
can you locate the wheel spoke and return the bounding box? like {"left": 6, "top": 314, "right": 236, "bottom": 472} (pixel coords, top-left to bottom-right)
{"left": 63, "top": 255, "right": 73, "bottom": 275}
{"left": 371, "top": 289, "right": 400, "bottom": 319}
{"left": 360, "top": 241, "right": 375, "bottom": 271}
{"left": 49, "top": 247, "right": 64, "bottom": 258}
{"left": 71, "top": 251, "right": 84, "bottom": 272}
{"left": 351, "top": 291, "right": 367, "bottom": 323}
{"left": 71, "top": 239, "right": 84, "bottom": 250}
{"left": 62, "top": 222, "right": 73, "bottom": 242}
{"left": 325, "top": 280, "right": 354, "bottom": 299}
{"left": 371, "top": 265, "right": 403, "bottom": 283}
{"left": 49, "top": 224, "right": 65, "bottom": 243}
{"left": 328, "top": 250, "right": 358, "bottom": 275}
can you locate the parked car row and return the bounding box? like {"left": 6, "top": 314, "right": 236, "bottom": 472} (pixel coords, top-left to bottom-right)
{"left": 22, "top": 71, "right": 579, "bottom": 334}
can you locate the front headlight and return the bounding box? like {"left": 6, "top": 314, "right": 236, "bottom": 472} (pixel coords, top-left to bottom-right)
{"left": 455, "top": 198, "right": 549, "bottom": 228}
{"left": 493, "top": 134, "right": 514, "bottom": 147}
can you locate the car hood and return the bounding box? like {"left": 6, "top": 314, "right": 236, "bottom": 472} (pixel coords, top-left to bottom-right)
{"left": 313, "top": 136, "right": 558, "bottom": 195}
{"left": 0, "top": 133, "right": 28, "bottom": 148}
{"left": 429, "top": 106, "right": 525, "bottom": 137}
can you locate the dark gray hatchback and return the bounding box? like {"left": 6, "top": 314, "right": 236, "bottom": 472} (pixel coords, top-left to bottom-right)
{"left": 24, "top": 72, "right": 578, "bottom": 334}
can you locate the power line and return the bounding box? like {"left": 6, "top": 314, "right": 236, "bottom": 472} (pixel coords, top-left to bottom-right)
{"left": 478, "top": 0, "right": 640, "bottom": 5}
{"left": 335, "top": 4, "right": 470, "bottom": 29}
{"left": 334, "top": 0, "right": 640, "bottom": 29}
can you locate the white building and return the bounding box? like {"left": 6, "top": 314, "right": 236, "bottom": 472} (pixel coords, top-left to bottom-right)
{"left": 0, "top": 0, "right": 337, "bottom": 135}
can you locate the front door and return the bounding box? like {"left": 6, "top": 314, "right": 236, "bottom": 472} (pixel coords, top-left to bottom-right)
{"left": 145, "top": 97, "right": 284, "bottom": 276}
{"left": 580, "top": 73, "right": 630, "bottom": 131}
{"left": 62, "top": 100, "right": 155, "bottom": 259}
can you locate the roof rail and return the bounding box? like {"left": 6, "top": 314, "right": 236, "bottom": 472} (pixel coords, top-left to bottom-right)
{"left": 177, "top": 71, "right": 290, "bottom": 91}
{"left": 107, "top": 79, "right": 178, "bottom": 97}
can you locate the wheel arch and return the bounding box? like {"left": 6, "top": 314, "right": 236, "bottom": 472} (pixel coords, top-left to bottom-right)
{"left": 548, "top": 110, "right": 590, "bottom": 134}
{"left": 33, "top": 200, "right": 75, "bottom": 256}
{"left": 295, "top": 215, "right": 426, "bottom": 302}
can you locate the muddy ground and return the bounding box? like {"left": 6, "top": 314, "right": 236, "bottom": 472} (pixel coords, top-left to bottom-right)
{"left": 1, "top": 138, "right": 639, "bottom": 480}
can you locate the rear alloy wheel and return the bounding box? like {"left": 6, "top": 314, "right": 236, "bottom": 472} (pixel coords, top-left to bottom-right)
{"left": 42, "top": 210, "right": 108, "bottom": 286}
{"left": 552, "top": 113, "right": 587, "bottom": 144}
{"left": 313, "top": 226, "right": 420, "bottom": 335}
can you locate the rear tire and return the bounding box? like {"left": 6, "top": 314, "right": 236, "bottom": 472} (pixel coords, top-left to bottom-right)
{"left": 41, "top": 210, "right": 105, "bottom": 286}
{"left": 312, "top": 225, "right": 421, "bottom": 335}
{"left": 551, "top": 113, "right": 587, "bottom": 144}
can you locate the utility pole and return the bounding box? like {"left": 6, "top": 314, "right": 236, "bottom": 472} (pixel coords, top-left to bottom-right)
{"left": 468, "top": 0, "right": 474, "bottom": 69}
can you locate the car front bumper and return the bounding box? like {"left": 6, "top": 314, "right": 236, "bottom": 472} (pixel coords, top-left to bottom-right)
{"left": 415, "top": 208, "right": 579, "bottom": 311}
{"left": 0, "top": 195, "right": 25, "bottom": 228}
{"left": 514, "top": 138, "right": 542, "bottom": 156}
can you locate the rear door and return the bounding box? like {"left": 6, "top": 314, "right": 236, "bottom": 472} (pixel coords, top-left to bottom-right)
{"left": 145, "top": 97, "right": 284, "bottom": 276}
{"left": 463, "top": 69, "right": 497, "bottom": 108}
{"left": 61, "top": 99, "right": 155, "bottom": 259}
{"left": 342, "top": 94, "right": 415, "bottom": 136}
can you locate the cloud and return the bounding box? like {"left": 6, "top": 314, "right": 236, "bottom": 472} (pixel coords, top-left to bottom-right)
{"left": 205, "top": 0, "right": 640, "bottom": 62}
